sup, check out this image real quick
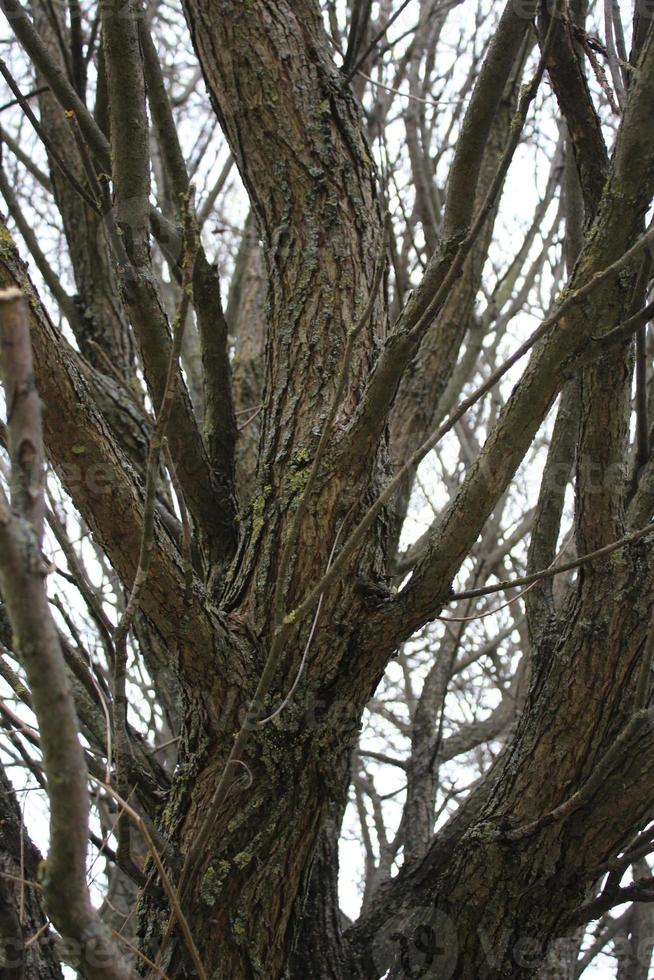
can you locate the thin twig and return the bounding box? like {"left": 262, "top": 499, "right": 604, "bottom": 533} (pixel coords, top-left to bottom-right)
{"left": 24, "top": 919, "right": 49, "bottom": 948}
{"left": 111, "top": 931, "right": 171, "bottom": 979}
{"left": 343, "top": 0, "right": 413, "bottom": 82}
{"left": 257, "top": 505, "right": 353, "bottom": 725}
{"left": 46, "top": 498, "right": 115, "bottom": 652}
{"left": 436, "top": 581, "right": 541, "bottom": 622}
{"left": 355, "top": 69, "right": 464, "bottom": 108}
{"left": 90, "top": 776, "right": 207, "bottom": 980}
{"left": 0, "top": 60, "right": 98, "bottom": 211}
{"left": 0, "top": 84, "right": 49, "bottom": 112}
{"left": 64, "top": 109, "right": 104, "bottom": 206}
{"left": 0, "top": 868, "right": 42, "bottom": 890}
{"left": 237, "top": 403, "right": 263, "bottom": 431}
{"left": 444, "top": 520, "right": 654, "bottom": 603}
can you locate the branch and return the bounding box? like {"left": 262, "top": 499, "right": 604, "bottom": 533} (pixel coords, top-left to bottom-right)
{"left": 0, "top": 287, "right": 134, "bottom": 979}
{"left": 343, "top": 0, "right": 415, "bottom": 82}
{"left": 140, "top": 29, "right": 238, "bottom": 512}
{"left": 0, "top": 221, "right": 226, "bottom": 688}
{"left": 0, "top": 58, "right": 98, "bottom": 211}
{"left": 574, "top": 264, "right": 654, "bottom": 554}
{"left": 101, "top": 0, "right": 236, "bottom": 567}
{"left": 442, "top": 2, "right": 530, "bottom": 241}
{"left": 524, "top": 379, "right": 579, "bottom": 640}
{"left": 445, "top": 520, "right": 654, "bottom": 604}
{"left": 388, "top": 36, "right": 539, "bottom": 548}
{"left": 197, "top": 154, "right": 234, "bottom": 228}
{"left": 540, "top": 3, "right": 609, "bottom": 214}
{"left": 0, "top": 120, "right": 52, "bottom": 190}
{"left": 339, "top": 6, "right": 550, "bottom": 467}
{"left": 287, "top": 222, "right": 654, "bottom": 649}
{"left": 0, "top": 0, "right": 110, "bottom": 168}
{"left": 114, "top": 200, "right": 197, "bottom": 646}
{"left": 4, "top": 0, "right": 233, "bottom": 567}
{"left": 571, "top": 876, "right": 654, "bottom": 927}
{"left": 342, "top": 0, "right": 373, "bottom": 77}
{"left": 572, "top": 909, "right": 632, "bottom": 976}
{"left": 377, "top": 31, "right": 654, "bottom": 643}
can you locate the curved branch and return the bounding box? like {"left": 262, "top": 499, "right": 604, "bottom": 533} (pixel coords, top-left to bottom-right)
{"left": 0, "top": 288, "right": 134, "bottom": 980}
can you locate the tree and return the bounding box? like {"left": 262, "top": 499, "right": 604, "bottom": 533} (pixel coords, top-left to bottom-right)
{"left": 0, "top": 0, "right": 654, "bottom": 976}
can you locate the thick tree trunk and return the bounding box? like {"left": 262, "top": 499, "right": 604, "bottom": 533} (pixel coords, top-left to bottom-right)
{"left": 132, "top": 4, "right": 391, "bottom": 974}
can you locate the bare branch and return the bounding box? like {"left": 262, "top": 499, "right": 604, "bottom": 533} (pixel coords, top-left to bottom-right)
{"left": 0, "top": 288, "right": 134, "bottom": 979}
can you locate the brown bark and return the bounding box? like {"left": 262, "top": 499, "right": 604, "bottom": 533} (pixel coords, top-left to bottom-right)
{"left": 2, "top": 2, "right": 654, "bottom": 978}
{"left": 0, "top": 760, "right": 62, "bottom": 979}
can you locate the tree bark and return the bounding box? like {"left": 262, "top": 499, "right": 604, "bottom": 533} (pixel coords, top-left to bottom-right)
{"left": 0, "top": 760, "right": 62, "bottom": 979}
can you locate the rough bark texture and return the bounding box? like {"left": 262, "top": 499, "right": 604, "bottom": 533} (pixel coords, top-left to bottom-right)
{"left": 1, "top": 1, "right": 654, "bottom": 978}
{"left": 0, "top": 761, "right": 62, "bottom": 979}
